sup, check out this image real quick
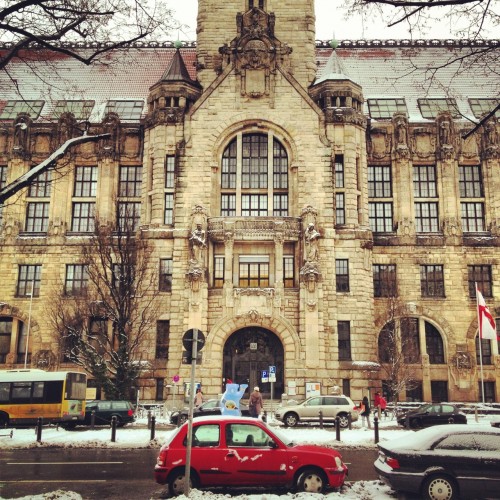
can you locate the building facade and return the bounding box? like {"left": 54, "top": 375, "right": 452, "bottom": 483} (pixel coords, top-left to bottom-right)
{"left": 0, "top": 0, "right": 499, "bottom": 403}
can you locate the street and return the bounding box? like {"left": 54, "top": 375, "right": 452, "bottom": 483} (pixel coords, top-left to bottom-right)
{"left": 0, "top": 447, "right": 378, "bottom": 499}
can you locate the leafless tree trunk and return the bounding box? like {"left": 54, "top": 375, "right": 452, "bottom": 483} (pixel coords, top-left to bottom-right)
{"left": 50, "top": 210, "right": 159, "bottom": 400}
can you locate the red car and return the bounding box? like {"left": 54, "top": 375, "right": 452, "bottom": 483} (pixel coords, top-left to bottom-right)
{"left": 155, "top": 416, "right": 348, "bottom": 496}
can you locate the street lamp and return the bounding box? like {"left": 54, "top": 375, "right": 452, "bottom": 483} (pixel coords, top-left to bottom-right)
{"left": 24, "top": 278, "right": 35, "bottom": 369}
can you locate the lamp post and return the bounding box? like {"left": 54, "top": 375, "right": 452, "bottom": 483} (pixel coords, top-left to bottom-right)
{"left": 24, "top": 278, "right": 35, "bottom": 369}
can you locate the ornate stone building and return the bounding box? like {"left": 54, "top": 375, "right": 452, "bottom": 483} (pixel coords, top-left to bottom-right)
{"left": 0, "top": 0, "right": 499, "bottom": 403}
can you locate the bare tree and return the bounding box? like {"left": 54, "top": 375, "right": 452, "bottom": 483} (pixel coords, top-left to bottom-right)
{"left": 0, "top": 0, "right": 177, "bottom": 71}
{"left": 377, "top": 296, "right": 421, "bottom": 403}
{"left": 342, "top": 0, "right": 499, "bottom": 134}
{"left": 50, "top": 210, "right": 159, "bottom": 400}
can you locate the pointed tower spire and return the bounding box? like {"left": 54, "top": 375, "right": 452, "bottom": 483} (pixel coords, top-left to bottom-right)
{"left": 160, "top": 45, "right": 197, "bottom": 85}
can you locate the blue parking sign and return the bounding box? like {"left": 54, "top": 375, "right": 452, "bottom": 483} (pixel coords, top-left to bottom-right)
{"left": 261, "top": 370, "right": 269, "bottom": 383}
{"left": 269, "top": 365, "right": 276, "bottom": 382}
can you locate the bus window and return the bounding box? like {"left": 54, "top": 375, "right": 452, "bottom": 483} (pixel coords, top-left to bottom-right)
{"left": 0, "top": 382, "right": 9, "bottom": 402}
{"left": 32, "top": 381, "right": 44, "bottom": 402}
{"left": 45, "top": 381, "right": 63, "bottom": 403}
{"left": 11, "top": 382, "right": 31, "bottom": 403}
{"left": 66, "top": 372, "right": 87, "bottom": 400}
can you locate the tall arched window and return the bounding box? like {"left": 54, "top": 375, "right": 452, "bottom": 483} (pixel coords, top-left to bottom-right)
{"left": 425, "top": 322, "right": 445, "bottom": 364}
{"left": 221, "top": 133, "right": 288, "bottom": 217}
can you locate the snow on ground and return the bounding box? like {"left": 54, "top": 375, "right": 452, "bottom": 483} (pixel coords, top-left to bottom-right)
{"left": 1, "top": 414, "right": 496, "bottom": 500}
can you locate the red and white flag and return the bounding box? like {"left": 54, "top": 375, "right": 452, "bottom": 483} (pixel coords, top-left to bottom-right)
{"left": 476, "top": 287, "right": 499, "bottom": 340}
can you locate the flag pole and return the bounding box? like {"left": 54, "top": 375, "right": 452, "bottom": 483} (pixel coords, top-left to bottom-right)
{"left": 475, "top": 283, "right": 485, "bottom": 404}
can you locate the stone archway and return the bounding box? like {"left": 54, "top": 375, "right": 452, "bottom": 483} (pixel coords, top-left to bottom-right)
{"left": 223, "top": 327, "right": 284, "bottom": 399}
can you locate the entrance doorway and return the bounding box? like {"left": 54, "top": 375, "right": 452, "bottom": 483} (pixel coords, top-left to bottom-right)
{"left": 223, "top": 327, "right": 284, "bottom": 399}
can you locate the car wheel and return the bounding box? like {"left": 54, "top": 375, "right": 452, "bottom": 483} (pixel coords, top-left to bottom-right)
{"left": 447, "top": 416, "right": 455, "bottom": 424}
{"left": 62, "top": 422, "right": 77, "bottom": 430}
{"left": 168, "top": 468, "right": 197, "bottom": 496}
{"left": 422, "top": 474, "right": 458, "bottom": 500}
{"left": 178, "top": 414, "right": 188, "bottom": 425}
{"left": 284, "top": 412, "right": 299, "bottom": 427}
{"left": 296, "top": 468, "right": 327, "bottom": 493}
{"left": 337, "top": 413, "right": 349, "bottom": 428}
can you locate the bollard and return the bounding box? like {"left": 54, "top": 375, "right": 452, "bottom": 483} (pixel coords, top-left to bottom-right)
{"left": 262, "top": 411, "right": 267, "bottom": 423}
{"left": 36, "top": 417, "right": 43, "bottom": 442}
{"left": 319, "top": 410, "right": 323, "bottom": 429}
{"left": 111, "top": 416, "right": 117, "bottom": 442}
{"left": 335, "top": 416, "right": 341, "bottom": 441}
{"left": 150, "top": 415, "right": 156, "bottom": 440}
{"left": 405, "top": 413, "right": 410, "bottom": 429}
{"left": 147, "top": 410, "right": 152, "bottom": 430}
{"left": 374, "top": 416, "right": 379, "bottom": 443}
{"left": 91, "top": 410, "right": 96, "bottom": 430}
{"left": 348, "top": 413, "right": 352, "bottom": 430}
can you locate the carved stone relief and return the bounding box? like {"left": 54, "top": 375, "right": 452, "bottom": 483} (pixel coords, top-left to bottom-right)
{"left": 368, "top": 128, "right": 391, "bottom": 160}
{"left": 411, "top": 127, "right": 436, "bottom": 159}
{"left": 482, "top": 117, "right": 499, "bottom": 159}
{"left": 436, "top": 112, "right": 455, "bottom": 161}
{"left": 392, "top": 113, "right": 410, "bottom": 159}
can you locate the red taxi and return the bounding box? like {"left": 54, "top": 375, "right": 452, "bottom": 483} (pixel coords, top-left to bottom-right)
{"left": 155, "top": 416, "right": 348, "bottom": 496}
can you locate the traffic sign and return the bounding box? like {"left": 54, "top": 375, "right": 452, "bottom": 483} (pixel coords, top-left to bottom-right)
{"left": 182, "top": 329, "right": 206, "bottom": 354}
{"left": 261, "top": 370, "right": 269, "bottom": 383}
{"left": 269, "top": 365, "right": 276, "bottom": 382}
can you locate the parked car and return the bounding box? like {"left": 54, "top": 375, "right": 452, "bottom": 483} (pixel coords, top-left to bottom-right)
{"left": 155, "top": 415, "right": 348, "bottom": 495}
{"left": 170, "top": 399, "right": 250, "bottom": 425}
{"left": 274, "top": 395, "right": 359, "bottom": 428}
{"left": 396, "top": 403, "right": 466, "bottom": 429}
{"left": 83, "top": 400, "right": 136, "bottom": 427}
{"left": 374, "top": 424, "right": 500, "bottom": 500}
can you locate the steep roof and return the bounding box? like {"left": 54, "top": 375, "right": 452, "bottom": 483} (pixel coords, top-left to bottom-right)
{"left": 0, "top": 40, "right": 497, "bottom": 124}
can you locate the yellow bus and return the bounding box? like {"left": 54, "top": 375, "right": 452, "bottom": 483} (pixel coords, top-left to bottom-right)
{"left": 0, "top": 369, "right": 87, "bottom": 428}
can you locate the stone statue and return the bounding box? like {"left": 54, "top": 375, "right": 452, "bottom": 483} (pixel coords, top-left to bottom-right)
{"left": 189, "top": 223, "right": 206, "bottom": 264}
{"left": 304, "top": 223, "right": 320, "bottom": 262}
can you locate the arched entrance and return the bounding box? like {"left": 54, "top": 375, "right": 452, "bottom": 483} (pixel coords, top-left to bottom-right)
{"left": 223, "top": 327, "right": 284, "bottom": 399}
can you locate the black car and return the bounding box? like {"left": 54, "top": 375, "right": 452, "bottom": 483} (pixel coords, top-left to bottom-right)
{"left": 374, "top": 425, "right": 500, "bottom": 500}
{"left": 397, "top": 403, "right": 466, "bottom": 429}
{"left": 83, "top": 400, "right": 136, "bottom": 427}
{"left": 170, "top": 399, "right": 250, "bottom": 425}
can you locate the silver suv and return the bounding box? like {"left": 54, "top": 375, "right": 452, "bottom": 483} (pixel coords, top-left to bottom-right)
{"left": 275, "top": 395, "right": 359, "bottom": 428}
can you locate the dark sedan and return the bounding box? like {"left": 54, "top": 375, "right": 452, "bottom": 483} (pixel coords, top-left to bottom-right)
{"left": 397, "top": 403, "right": 466, "bottom": 429}
{"left": 82, "top": 400, "right": 136, "bottom": 427}
{"left": 375, "top": 425, "right": 500, "bottom": 500}
{"left": 170, "top": 399, "right": 250, "bottom": 425}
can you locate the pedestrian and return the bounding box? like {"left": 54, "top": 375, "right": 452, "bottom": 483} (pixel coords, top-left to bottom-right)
{"left": 374, "top": 391, "right": 382, "bottom": 420}
{"left": 194, "top": 387, "right": 203, "bottom": 407}
{"left": 360, "top": 396, "right": 371, "bottom": 429}
{"left": 380, "top": 394, "right": 388, "bottom": 419}
{"left": 249, "top": 386, "right": 263, "bottom": 418}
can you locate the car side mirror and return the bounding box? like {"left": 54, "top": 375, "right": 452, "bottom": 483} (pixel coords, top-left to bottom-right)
{"left": 268, "top": 439, "right": 277, "bottom": 449}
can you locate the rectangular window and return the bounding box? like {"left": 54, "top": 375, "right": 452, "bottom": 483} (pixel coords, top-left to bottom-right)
{"left": 165, "top": 156, "right": 175, "bottom": 189}
{"left": 367, "top": 98, "right": 407, "bottom": 119}
{"left": 239, "top": 256, "right": 269, "bottom": 288}
{"left": 25, "top": 202, "right": 49, "bottom": 232}
{"left": 273, "top": 138, "right": 288, "bottom": 189}
{"left": 156, "top": 320, "right": 170, "bottom": 359}
{"left": 54, "top": 100, "right": 94, "bottom": 120}
{"left": 222, "top": 141, "right": 237, "bottom": 189}
{"left": 373, "top": 264, "right": 397, "bottom": 297}
{"left": 119, "top": 165, "right": 142, "bottom": 197}
{"left": 28, "top": 170, "right": 51, "bottom": 197}
{"left": 0, "top": 318, "right": 13, "bottom": 364}
{"left": 335, "top": 259, "right": 349, "bottom": 292}
{"left": 155, "top": 378, "right": 165, "bottom": 400}
{"left": 16, "top": 323, "right": 28, "bottom": 364}
{"left": 369, "top": 202, "right": 393, "bottom": 232}
{"left": 65, "top": 264, "right": 89, "bottom": 295}
{"left": 273, "top": 194, "right": 288, "bottom": 216}
{"left": 420, "top": 265, "right": 445, "bottom": 297}
{"left": 368, "top": 165, "right": 392, "bottom": 198}
{"left": 0, "top": 100, "right": 44, "bottom": 120}
{"left": 334, "top": 154, "right": 344, "bottom": 188}
{"left": 342, "top": 379, "right": 350, "bottom": 397}
{"left": 17, "top": 265, "right": 41, "bottom": 297}
{"left": 74, "top": 166, "right": 98, "bottom": 197}
{"left": 104, "top": 100, "right": 144, "bottom": 121}
{"left": 241, "top": 194, "right": 268, "bottom": 216}
{"left": 430, "top": 381, "right": 448, "bottom": 403}
{"left": 283, "top": 256, "right": 294, "bottom": 288}
{"left": 221, "top": 194, "right": 236, "bottom": 216}
{"left": 71, "top": 202, "right": 95, "bottom": 232}
{"left": 476, "top": 337, "right": 492, "bottom": 365}
{"left": 478, "top": 380, "right": 495, "bottom": 402}
{"left": 164, "top": 193, "right": 174, "bottom": 225}
{"left": 468, "top": 98, "right": 500, "bottom": 119}
{"left": 118, "top": 202, "right": 140, "bottom": 232}
{"left": 418, "top": 98, "right": 460, "bottom": 119}
{"left": 159, "top": 259, "right": 173, "bottom": 292}
{"left": 338, "top": 321, "right": 352, "bottom": 361}
{"left": 242, "top": 134, "right": 267, "bottom": 189}
{"left": 468, "top": 265, "right": 492, "bottom": 298}
{"left": 459, "top": 165, "right": 483, "bottom": 198}
{"left": 401, "top": 317, "right": 421, "bottom": 364}
{"left": 335, "top": 193, "right": 345, "bottom": 225}
{"left": 461, "top": 202, "right": 485, "bottom": 232}
{"left": 415, "top": 202, "right": 439, "bottom": 232}
{"left": 413, "top": 165, "right": 437, "bottom": 198}
{"left": 214, "top": 256, "right": 225, "bottom": 288}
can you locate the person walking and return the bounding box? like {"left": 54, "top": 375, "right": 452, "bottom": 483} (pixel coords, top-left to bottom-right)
{"left": 374, "top": 391, "right": 382, "bottom": 420}
{"left": 249, "top": 386, "right": 263, "bottom": 418}
{"left": 360, "top": 396, "right": 371, "bottom": 429}
{"left": 194, "top": 387, "right": 204, "bottom": 407}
